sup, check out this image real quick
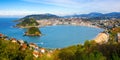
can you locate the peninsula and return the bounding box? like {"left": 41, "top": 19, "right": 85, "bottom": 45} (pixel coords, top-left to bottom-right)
{"left": 16, "top": 18, "right": 39, "bottom": 28}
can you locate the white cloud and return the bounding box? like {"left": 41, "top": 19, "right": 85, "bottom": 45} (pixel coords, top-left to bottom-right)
{"left": 86, "top": 0, "right": 120, "bottom": 13}
{"left": 22, "top": 0, "right": 120, "bottom": 12}
{"left": 22, "top": 0, "right": 84, "bottom": 8}
{"left": 0, "top": 10, "right": 40, "bottom": 17}
{"left": 1, "top": 0, "right": 120, "bottom": 17}
{"left": 0, "top": 10, "right": 71, "bottom": 17}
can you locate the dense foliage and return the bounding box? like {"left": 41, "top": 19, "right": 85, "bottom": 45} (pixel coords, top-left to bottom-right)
{"left": 1, "top": 39, "right": 120, "bottom": 60}
{"left": 25, "top": 27, "right": 41, "bottom": 36}
{"left": 17, "top": 18, "right": 39, "bottom": 27}
{"left": 54, "top": 40, "right": 120, "bottom": 60}
{"left": 0, "top": 39, "right": 33, "bottom": 60}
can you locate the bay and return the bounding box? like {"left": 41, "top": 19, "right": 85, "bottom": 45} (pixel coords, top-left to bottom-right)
{"left": 0, "top": 18, "right": 103, "bottom": 48}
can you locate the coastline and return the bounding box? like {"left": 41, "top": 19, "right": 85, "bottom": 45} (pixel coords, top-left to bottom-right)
{"left": 93, "top": 32, "right": 109, "bottom": 43}
{"left": 16, "top": 23, "right": 101, "bottom": 29}
{"left": 39, "top": 24, "right": 100, "bottom": 27}
{"left": 36, "top": 20, "right": 101, "bottom": 29}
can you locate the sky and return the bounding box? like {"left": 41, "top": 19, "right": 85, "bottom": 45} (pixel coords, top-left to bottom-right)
{"left": 0, "top": 0, "right": 120, "bottom": 17}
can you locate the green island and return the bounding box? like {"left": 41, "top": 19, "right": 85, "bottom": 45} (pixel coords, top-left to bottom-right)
{"left": 25, "top": 27, "right": 41, "bottom": 36}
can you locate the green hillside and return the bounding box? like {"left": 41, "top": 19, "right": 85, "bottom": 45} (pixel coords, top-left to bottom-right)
{"left": 16, "top": 18, "right": 39, "bottom": 28}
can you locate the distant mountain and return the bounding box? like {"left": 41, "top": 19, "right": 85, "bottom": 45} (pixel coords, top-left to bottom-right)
{"left": 104, "top": 12, "right": 120, "bottom": 18}
{"left": 64, "top": 12, "right": 120, "bottom": 20}
{"left": 22, "top": 13, "right": 60, "bottom": 20}
{"left": 20, "top": 12, "right": 120, "bottom": 20}
{"left": 87, "top": 12, "right": 103, "bottom": 17}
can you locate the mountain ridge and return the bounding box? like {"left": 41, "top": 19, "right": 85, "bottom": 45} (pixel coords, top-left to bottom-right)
{"left": 22, "top": 13, "right": 60, "bottom": 20}
{"left": 20, "top": 12, "right": 120, "bottom": 20}
{"left": 64, "top": 12, "right": 120, "bottom": 20}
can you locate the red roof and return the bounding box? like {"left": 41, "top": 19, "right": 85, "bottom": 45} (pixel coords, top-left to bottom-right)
{"left": 0, "top": 34, "right": 3, "bottom": 36}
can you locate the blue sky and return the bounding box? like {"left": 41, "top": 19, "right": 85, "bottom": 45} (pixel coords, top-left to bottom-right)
{"left": 0, "top": 0, "right": 120, "bottom": 17}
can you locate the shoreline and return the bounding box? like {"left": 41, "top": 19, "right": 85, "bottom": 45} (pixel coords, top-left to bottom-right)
{"left": 37, "top": 21, "right": 101, "bottom": 29}
{"left": 93, "top": 32, "right": 109, "bottom": 43}
{"left": 16, "top": 24, "right": 101, "bottom": 29}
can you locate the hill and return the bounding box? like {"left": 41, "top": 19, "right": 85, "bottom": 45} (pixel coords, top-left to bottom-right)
{"left": 16, "top": 18, "right": 39, "bottom": 28}
{"left": 22, "top": 13, "right": 60, "bottom": 20}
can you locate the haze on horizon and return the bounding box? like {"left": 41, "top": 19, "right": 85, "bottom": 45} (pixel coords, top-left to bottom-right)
{"left": 0, "top": 0, "right": 120, "bottom": 17}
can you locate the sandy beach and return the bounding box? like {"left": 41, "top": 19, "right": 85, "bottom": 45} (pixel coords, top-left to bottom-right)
{"left": 94, "top": 33, "right": 109, "bottom": 43}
